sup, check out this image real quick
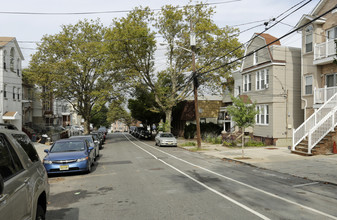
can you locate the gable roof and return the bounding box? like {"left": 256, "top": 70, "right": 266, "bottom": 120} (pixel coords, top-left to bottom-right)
{"left": 0, "top": 37, "right": 15, "bottom": 47}
{"left": 294, "top": 0, "right": 329, "bottom": 29}
{"left": 255, "top": 33, "right": 281, "bottom": 47}
{"left": 0, "top": 37, "right": 24, "bottom": 60}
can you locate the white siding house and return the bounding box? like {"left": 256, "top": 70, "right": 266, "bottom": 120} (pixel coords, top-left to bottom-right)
{"left": 0, "top": 37, "right": 24, "bottom": 130}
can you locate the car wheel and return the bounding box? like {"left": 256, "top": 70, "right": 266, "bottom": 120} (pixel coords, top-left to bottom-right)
{"left": 87, "top": 161, "right": 92, "bottom": 174}
{"left": 36, "top": 204, "right": 45, "bottom": 220}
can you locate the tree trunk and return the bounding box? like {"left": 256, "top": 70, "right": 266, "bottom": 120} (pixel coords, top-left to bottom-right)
{"left": 165, "top": 109, "right": 172, "bottom": 133}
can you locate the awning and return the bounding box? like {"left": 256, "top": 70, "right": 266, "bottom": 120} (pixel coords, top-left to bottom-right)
{"left": 3, "top": 111, "right": 19, "bottom": 120}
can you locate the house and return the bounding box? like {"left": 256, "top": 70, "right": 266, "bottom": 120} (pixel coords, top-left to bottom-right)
{"left": 0, "top": 37, "right": 24, "bottom": 130}
{"left": 240, "top": 33, "right": 303, "bottom": 146}
{"left": 172, "top": 95, "right": 223, "bottom": 136}
{"left": 293, "top": 0, "right": 337, "bottom": 155}
{"left": 219, "top": 70, "right": 242, "bottom": 133}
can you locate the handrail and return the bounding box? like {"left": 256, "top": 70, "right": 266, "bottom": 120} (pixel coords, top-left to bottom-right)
{"left": 307, "top": 108, "right": 337, "bottom": 153}
{"left": 293, "top": 92, "right": 337, "bottom": 151}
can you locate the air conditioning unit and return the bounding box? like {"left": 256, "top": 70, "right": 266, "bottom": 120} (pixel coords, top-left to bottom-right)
{"left": 265, "top": 84, "right": 269, "bottom": 89}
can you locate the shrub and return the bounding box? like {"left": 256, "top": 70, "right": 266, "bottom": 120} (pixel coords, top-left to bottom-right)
{"left": 180, "top": 142, "right": 196, "bottom": 146}
{"left": 184, "top": 123, "right": 196, "bottom": 139}
{"left": 245, "top": 140, "right": 265, "bottom": 147}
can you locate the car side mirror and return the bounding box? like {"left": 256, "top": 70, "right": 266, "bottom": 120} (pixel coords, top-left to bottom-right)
{"left": 44, "top": 149, "right": 49, "bottom": 153}
{"left": 89, "top": 147, "right": 94, "bottom": 151}
{"left": 0, "top": 174, "right": 4, "bottom": 195}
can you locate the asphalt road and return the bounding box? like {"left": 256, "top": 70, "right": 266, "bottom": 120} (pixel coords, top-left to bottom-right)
{"left": 46, "top": 133, "right": 337, "bottom": 220}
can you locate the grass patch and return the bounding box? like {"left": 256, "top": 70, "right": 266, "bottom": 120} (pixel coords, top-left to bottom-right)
{"left": 234, "top": 157, "right": 251, "bottom": 160}
{"left": 180, "top": 142, "right": 196, "bottom": 147}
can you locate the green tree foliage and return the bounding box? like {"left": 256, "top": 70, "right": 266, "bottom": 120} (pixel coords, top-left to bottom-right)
{"left": 226, "top": 95, "right": 258, "bottom": 157}
{"left": 90, "top": 105, "right": 109, "bottom": 129}
{"left": 107, "top": 101, "right": 132, "bottom": 126}
{"left": 24, "top": 19, "right": 122, "bottom": 133}
{"left": 127, "top": 87, "right": 164, "bottom": 128}
{"left": 106, "top": 3, "right": 243, "bottom": 132}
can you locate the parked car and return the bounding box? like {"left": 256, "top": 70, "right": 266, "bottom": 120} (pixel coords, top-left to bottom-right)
{"left": 43, "top": 138, "right": 95, "bottom": 174}
{"left": 90, "top": 132, "right": 103, "bottom": 149}
{"left": 69, "top": 135, "right": 99, "bottom": 159}
{"left": 98, "top": 126, "right": 107, "bottom": 135}
{"left": 65, "top": 125, "right": 81, "bottom": 137}
{"left": 139, "top": 128, "right": 152, "bottom": 140}
{"left": 0, "top": 126, "right": 49, "bottom": 220}
{"left": 155, "top": 132, "right": 177, "bottom": 147}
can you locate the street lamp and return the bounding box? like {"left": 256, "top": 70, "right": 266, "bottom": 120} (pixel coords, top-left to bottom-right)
{"left": 159, "top": 38, "right": 202, "bottom": 149}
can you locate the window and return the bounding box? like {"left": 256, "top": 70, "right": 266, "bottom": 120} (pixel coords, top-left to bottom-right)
{"left": 256, "top": 104, "right": 269, "bottom": 125}
{"left": 3, "top": 50, "right": 7, "bottom": 70}
{"left": 326, "top": 26, "right": 337, "bottom": 40}
{"left": 3, "top": 84, "right": 6, "bottom": 98}
{"left": 17, "top": 88, "right": 20, "bottom": 100}
{"left": 10, "top": 47, "right": 15, "bottom": 72}
{"left": 12, "top": 134, "right": 39, "bottom": 163}
{"left": 243, "top": 74, "right": 251, "bottom": 92}
{"left": 16, "top": 58, "right": 20, "bottom": 76}
{"left": 305, "top": 25, "right": 313, "bottom": 53}
{"left": 0, "top": 134, "right": 24, "bottom": 180}
{"left": 254, "top": 51, "right": 258, "bottom": 65}
{"left": 13, "top": 87, "right": 16, "bottom": 99}
{"left": 256, "top": 69, "right": 269, "bottom": 90}
{"left": 305, "top": 75, "right": 313, "bottom": 95}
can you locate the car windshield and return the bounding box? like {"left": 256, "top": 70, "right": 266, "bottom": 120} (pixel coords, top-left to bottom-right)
{"left": 50, "top": 141, "right": 85, "bottom": 153}
{"left": 161, "top": 133, "right": 174, "bottom": 138}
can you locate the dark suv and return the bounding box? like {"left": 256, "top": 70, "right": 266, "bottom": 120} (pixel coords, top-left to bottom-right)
{"left": 0, "top": 127, "right": 49, "bottom": 219}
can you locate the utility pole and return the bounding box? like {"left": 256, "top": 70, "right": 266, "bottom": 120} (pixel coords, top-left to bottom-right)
{"left": 190, "top": 21, "right": 201, "bottom": 149}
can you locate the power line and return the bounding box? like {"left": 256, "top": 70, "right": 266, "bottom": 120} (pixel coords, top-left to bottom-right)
{"left": 194, "top": 0, "right": 312, "bottom": 75}
{"left": 0, "top": 0, "right": 241, "bottom": 15}
{"left": 197, "top": 4, "right": 337, "bottom": 78}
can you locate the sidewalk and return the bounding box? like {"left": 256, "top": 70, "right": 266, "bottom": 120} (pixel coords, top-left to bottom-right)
{"left": 178, "top": 140, "right": 337, "bottom": 185}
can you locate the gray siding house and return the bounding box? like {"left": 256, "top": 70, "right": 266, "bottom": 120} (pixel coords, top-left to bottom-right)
{"left": 241, "top": 33, "right": 303, "bottom": 146}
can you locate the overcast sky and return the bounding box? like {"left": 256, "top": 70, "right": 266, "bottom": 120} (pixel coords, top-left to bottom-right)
{"left": 1, "top": 0, "right": 320, "bottom": 68}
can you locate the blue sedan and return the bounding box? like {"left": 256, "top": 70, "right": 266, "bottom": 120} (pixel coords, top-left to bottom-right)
{"left": 43, "top": 138, "right": 95, "bottom": 174}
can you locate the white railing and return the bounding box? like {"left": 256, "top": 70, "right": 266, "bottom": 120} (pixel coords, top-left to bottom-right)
{"left": 307, "top": 108, "right": 337, "bottom": 154}
{"left": 314, "top": 86, "right": 337, "bottom": 104}
{"left": 314, "top": 39, "right": 337, "bottom": 60}
{"left": 293, "top": 92, "right": 337, "bottom": 152}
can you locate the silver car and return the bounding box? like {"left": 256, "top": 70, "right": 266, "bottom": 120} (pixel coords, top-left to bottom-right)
{"left": 155, "top": 132, "right": 177, "bottom": 147}
{"left": 0, "top": 127, "right": 49, "bottom": 220}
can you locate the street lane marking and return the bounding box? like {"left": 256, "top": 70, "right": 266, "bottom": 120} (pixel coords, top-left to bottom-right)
{"left": 293, "top": 182, "right": 319, "bottom": 188}
{"left": 124, "top": 134, "right": 337, "bottom": 220}
{"left": 124, "top": 134, "right": 270, "bottom": 220}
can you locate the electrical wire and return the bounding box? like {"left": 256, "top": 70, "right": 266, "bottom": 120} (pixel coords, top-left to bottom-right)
{"left": 0, "top": 0, "right": 241, "bottom": 15}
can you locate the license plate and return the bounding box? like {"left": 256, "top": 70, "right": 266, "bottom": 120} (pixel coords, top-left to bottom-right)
{"left": 60, "top": 165, "right": 69, "bottom": 171}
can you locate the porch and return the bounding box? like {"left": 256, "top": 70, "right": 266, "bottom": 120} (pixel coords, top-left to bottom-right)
{"left": 314, "top": 39, "right": 337, "bottom": 65}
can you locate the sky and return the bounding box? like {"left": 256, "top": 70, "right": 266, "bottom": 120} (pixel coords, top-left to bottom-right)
{"left": 0, "top": 0, "right": 321, "bottom": 69}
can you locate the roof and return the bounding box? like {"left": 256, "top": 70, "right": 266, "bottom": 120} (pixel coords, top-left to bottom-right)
{"left": 238, "top": 95, "right": 252, "bottom": 104}
{"left": 255, "top": 33, "right": 281, "bottom": 47}
{"left": 0, "top": 37, "right": 15, "bottom": 47}
{"left": 0, "top": 37, "right": 24, "bottom": 60}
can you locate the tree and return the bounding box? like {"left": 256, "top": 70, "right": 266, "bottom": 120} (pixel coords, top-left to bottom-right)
{"left": 107, "top": 101, "right": 132, "bottom": 126}
{"left": 25, "top": 19, "right": 122, "bottom": 134}
{"left": 106, "top": 3, "right": 243, "bottom": 132}
{"left": 127, "top": 86, "right": 165, "bottom": 128}
{"left": 90, "top": 105, "right": 110, "bottom": 129}
{"left": 226, "top": 95, "right": 258, "bottom": 158}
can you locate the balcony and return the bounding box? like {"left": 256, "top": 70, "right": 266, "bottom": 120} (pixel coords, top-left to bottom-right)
{"left": 314, "top": 86, "right": 337, "bottom": 105}
{"left": 313, "top": 39, "right": 337, "bottom": 65}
